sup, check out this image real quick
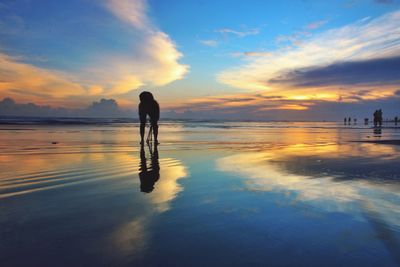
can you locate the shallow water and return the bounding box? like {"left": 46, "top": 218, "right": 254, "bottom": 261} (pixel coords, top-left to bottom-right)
{"left": 1, "top": 122, "right": 400, "bottom": 266}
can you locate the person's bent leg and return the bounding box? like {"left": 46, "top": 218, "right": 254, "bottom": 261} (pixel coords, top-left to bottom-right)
{"left": 151, "top": 121, "right": 159, "bottom": 144}
{"left": 140, "top": 122, "right": 146, "bottom": 144}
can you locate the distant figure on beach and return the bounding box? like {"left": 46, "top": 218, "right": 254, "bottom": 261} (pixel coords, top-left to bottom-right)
{"left": 139, "top": 91, "right": 160, "bottom": 144}
{"left": 348, "top": 117, "right": 351, "bottom": 125}
{"left": 364, "top": 118, "right": 369, "bottom": 125}
{"left": 373, "top": 109, "right": 383, "bottom": 127}
{"left": 395, "top": 116, "right": 398, "bottom": 126}
{"left": 354, "top": 118, "right": 357, "bottom": 125}
{"left": 344, "top": 118, "right": 347, "bottom": 125}
{"left": 139, "top": 144, "right": 160, "bottom": 193}
{"left": 373, "top": 110, "right": 378, "bottom": 127}
{"left": 378, "top": 109, "right": 383, "bottom": 127}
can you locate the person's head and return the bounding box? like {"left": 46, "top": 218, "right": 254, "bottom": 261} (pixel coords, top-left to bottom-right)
{"left": 139, "top": 91, "right": 155, "bottom": 103}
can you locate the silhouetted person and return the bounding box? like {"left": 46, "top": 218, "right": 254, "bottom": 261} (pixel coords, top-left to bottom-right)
{"left": 373, "top": 110, "right": 378, "bottom": 127}
{"left": 348, "top": 117, "right": 351, "bottom": 125}
{"left": 344, "top": 118, "right": 347, "bottom": 125}
{"left": 364, "top": 118, "right": 369, "bottom": 125}
{"left": 378, "top": 109, "right": 383, "bottom": 127}
{"left": 354, "top": 118, "right": 357, "bottom": 125}
{"left": 139, "top": 91, "right": 160, "bottom": 144}
{"left": 395, "top": 116, "right": 398, "bottom": 126}
{"left": 139, "top": 144, "right": 160, "bottom": 193}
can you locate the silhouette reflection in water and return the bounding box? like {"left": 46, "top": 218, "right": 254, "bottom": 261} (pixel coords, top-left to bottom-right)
{"left": 373, "top": 127, "right": 382, "bottom": 136}
{"left": 139, "top": 144, "right": 160, "bottom": 193}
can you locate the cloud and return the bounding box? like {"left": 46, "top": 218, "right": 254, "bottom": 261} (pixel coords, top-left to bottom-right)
{"left": 0, "top": 0, "right": 189, "bottom": 106}
{"left": 105, "top": 0, "right": 149, "bottom": 30}
{"left": 306, "top": 20, "right": 328, "bottom": 30}
{"left": 2, "top": 89, "right": 399, "bottom": 120}
{"left": 91, "top": 0, "right": 189, "bottom": 95}
{"left": 85, "top": 98, "right": 120, "bottom": 116}
{"left": 274, "top": 19, "right": 328, "bottom": 47}
{"left": 200, "top": 39, "right": 218, "bottom": 47}
{"left": 231, "top": 51, "right": 272, "bottom": 57}
{"left": 164, "top": 93, "right": 310, "bottom": 119}
{"left": 275, "top": 30, "right": 313, "bottom": 46}
{"left": 0, "top": 53, "right": 85, "bottom": 101}
{"left": 83, "top": 33, "right": 188, "bottom": 97}
{"left": 243, "top": 51, "right": 272, "bottom": 57}
{"left": 198, "top": 27, "right": 261, "bottom": 50}
{"left": 0, "top": 97, "right": 133, "bottom": 118}
{"left": 199, "top": 26, "right": 261, "bottom": 51}
{"left": 164, "top": 91, "right": 400, "bottom": 120}
{"left": 215, "top": 27, "right": 260, "bottom": 37}
{"left": 269, "top": 56, "right": 400, "bottom": 87}
{"left": 218, "top": 10, "right": 400, "bottom": 100}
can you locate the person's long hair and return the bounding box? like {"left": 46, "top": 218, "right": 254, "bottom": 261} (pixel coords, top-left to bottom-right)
{"left": 139, "top": 91, "right": 154, "bottom": 103}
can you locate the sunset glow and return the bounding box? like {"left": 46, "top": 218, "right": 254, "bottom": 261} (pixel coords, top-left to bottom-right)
{"left": 0, "top": 0, "right": 399, "bottom": 119}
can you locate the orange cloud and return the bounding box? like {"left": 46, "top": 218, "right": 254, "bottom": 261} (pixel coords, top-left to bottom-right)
{"left": 164, "top": 87, "right": 399, "bottom": 118}
{"left": 0, "top": 0, "right": 189, "bottom": 107}
{"left": 168, "top": 93, "right": 294, "bottom": 111}
{"left": 260, "top": 104, "right": 309, "bottom": 111}
{"left": 0, "top": 53, "right": 85, "bottom": 100}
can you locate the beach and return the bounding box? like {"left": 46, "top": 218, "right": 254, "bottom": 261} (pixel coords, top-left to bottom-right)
{"left": 1, "top": 121, "right": 400, "bottom": 266}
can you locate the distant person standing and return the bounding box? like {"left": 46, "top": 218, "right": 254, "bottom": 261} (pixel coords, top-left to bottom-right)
{"left": 395, "top": 116, "right": 398, "bottom": 126}
{"left": 344, "top": 118, "right": 347, "bottom": 125}
{"left": 373, "top": 109, "right": 383, "bottom": 127}
{"left": 373, "top": 110, "right": 378, "bottom": 127}
{"left": 139, "top": 91, "right": 160, "bottom": 145}
{"left": 378, "top": 109, "right": 383, "bottom": 127}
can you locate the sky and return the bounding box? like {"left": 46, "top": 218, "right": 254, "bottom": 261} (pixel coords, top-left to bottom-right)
{"left": 0, "top": 0, "right": 399, "bottom": 120}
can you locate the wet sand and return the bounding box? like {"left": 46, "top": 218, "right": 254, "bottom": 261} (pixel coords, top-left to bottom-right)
{"left": 1, "top": 121, "right": 400, "bottom": 266}
{"left": 357, "top": 139, "right": 400, "bottom": 146}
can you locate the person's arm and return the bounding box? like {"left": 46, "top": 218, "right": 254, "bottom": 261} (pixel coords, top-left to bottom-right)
{"left": 139, "top": 103, "right": 147, "bottom": 122}
{"left": 139, "top": 103, "right": 145, "bottom": 143}
{"left": 138, "top": 103, "right": 142, "bottom": 117}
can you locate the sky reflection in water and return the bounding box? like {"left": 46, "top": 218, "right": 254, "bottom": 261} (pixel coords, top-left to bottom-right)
{"left": 0, "top": 122, "right": 400, "bottom": 266}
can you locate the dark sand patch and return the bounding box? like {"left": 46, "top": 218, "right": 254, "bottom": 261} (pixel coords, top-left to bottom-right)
{"left": 355, "top": 140, "right": 400, "bottom": 146}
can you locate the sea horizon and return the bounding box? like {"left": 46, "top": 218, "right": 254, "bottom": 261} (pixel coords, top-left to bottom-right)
{"left": 1, "top": 115, "right": 397, "bottom": 124}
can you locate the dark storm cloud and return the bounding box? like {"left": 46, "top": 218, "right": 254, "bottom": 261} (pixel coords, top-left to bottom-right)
{"left": 0, "top": 98, "right": 133, "bottom": 118}
{"left": 0, "top": 98, "right": 69, "bottom": 117}
{"left": 85, "top": 99, "right": 120, "bottom": 117}
{"left": 269, "top": 56, "right": 400, "bottom": 88}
